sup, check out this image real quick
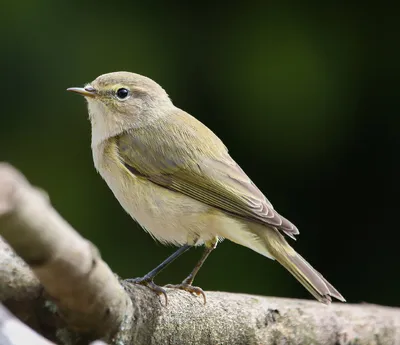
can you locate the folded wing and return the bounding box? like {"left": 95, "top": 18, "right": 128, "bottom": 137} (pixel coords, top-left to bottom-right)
{"left": 116, "top": 114, "right": 299, "bottom": 239}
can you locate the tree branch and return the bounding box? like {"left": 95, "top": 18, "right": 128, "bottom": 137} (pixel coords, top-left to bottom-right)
{"left": 1, "top": 162, "right": 400, "bottom": 345}
{"left": 0, "top": 163, "right": 133, "bottom": 338}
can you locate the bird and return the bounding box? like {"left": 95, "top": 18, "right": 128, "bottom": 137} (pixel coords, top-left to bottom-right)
{"left": 67, "top": 71, "right": 345, "bottom": 305}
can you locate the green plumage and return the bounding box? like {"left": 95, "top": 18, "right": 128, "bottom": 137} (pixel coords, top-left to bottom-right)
{"left": 117, "top": 110, "right": 297, "bottom": 237}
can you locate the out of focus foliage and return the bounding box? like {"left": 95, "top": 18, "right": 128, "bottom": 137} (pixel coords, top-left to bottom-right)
{"left": 1, "top": 3, "right": 398, "bottom": 306}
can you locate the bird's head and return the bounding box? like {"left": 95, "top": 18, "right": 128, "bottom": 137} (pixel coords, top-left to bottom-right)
{"left": 68, "top": 71, "right": 173, "bottom": 144}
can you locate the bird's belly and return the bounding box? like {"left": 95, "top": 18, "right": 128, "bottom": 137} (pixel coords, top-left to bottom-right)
{"left": 95, "top": 153, "right": 224, "bottom": 246}
{"left": 117, "top": 178, "right": 212, "bottom": 245}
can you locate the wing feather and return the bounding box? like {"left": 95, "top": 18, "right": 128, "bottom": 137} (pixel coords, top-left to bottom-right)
{"left": 117, "top": 112, "right": 299, "bottom": 238}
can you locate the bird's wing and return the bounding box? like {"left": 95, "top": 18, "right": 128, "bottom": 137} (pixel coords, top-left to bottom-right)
{"left": 116, "top": 113, "right": 298, "bottom": 238}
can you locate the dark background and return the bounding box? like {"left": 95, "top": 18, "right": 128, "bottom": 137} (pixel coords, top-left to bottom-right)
{"left": 1, "top": 3, "right": 398, "bottom": 306}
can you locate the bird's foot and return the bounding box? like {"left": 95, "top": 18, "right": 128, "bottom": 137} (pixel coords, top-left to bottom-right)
{"left": 164, "top": 283, "right": 207, "bottom": 304}
{"left": 126, "top": 277, "right": 168, "bottom": 306}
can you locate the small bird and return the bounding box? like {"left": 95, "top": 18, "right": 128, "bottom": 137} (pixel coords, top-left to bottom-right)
{"left": 68, "top": 71, "right": 345, "bottom": 305}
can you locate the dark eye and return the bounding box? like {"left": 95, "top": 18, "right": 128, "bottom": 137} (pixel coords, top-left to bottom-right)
{"left": 116, "top": 88, "right": 130, "bottom": 100}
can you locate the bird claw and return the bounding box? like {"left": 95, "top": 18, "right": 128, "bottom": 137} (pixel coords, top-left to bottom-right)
{"left": 165, "top": 283, "right": 207, "bottom": 304}
{"left": 126, "top": 277, "right": 168, "bottom": 306}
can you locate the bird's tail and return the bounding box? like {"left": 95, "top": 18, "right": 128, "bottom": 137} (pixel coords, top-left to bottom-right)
{"left": 259, "top": 227, "right": 345, "bottom": 304}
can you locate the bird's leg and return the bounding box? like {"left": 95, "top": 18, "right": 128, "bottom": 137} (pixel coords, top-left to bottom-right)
{"left": 165, "top": 237, "right": 218, "bottom": 304}
{"left": 126, "top": 244, "right": 192, "bottom": 305}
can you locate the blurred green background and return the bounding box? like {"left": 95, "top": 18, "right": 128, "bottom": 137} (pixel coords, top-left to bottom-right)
{"left": 1, "top": 3, "right": 398, "bottom": 306}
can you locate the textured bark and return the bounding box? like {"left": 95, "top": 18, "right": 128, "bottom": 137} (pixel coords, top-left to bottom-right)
{"left": 1, "top": 162, "right": 400, "bottom": 345}
{"left": 0, "top": 163, "right": 133, "bottom": 339}
{"left": 123, "top": 286, "right": 400, "bottom": 345}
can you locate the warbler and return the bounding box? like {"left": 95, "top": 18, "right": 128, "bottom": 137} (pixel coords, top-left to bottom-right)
{"left": 68, "top": 71, "right": 345, "bottom": 305}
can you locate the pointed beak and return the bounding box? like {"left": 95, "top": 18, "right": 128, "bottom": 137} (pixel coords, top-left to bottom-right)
{"left": 67, "top": 86, "right": 97, "bottom": 98}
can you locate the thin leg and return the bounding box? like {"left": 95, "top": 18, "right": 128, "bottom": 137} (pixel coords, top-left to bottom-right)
{"left": 126, "top": 244, "right": 192, "bottom": 305}
{"left": 165, "top": 238, "right": 218, "bottom": 304}
{"left": 182, "top": 244, "right": 215, "bottom": 285}
{"left": 140, "top": 244, "right": 192, "bottom": 280}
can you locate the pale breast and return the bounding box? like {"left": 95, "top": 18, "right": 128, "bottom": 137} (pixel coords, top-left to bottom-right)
{"left": 92, "top": 140, "right": 226, "bottom": 246}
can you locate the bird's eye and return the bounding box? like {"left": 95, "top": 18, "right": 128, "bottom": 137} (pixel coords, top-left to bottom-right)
{"left": 116, "top": 88, "right": 130, "bottom": 100}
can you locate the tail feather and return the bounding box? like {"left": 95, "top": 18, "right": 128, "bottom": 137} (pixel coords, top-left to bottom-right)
{"left": 314, "top": 267, "right": 346, "bottom": 302}
{"left": 282, "top": 251, "right": 345, "bottom": 304}
{"left": 262, "top": 228, "right": 345, "bottom": 304}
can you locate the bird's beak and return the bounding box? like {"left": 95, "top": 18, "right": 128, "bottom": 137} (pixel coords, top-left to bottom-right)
{"left": 67, "top": 86, "right": 97, "bottom": 98}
